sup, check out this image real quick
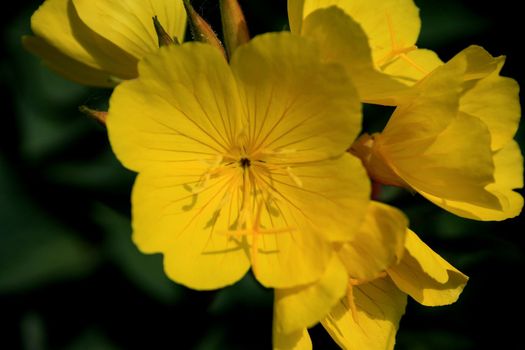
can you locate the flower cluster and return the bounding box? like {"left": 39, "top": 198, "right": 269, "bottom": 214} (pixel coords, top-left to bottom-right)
{"left": 25, "top": 0, "right": 522, "bottom": 349}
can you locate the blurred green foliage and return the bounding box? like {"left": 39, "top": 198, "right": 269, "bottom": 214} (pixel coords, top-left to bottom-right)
{"left": 1, "top": 1, "right": 524, "bottom": 349}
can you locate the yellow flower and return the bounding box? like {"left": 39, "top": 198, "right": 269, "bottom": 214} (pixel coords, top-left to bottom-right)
{"left": 106, "top": 32, "right": 371, "bottom": 291}
{"left": 320, "top": 230, "right": 468, "bottom": 350}
{"left": 23, "top": 0, "right": 186, "bottom": 87}
{"left": 287, "top": 3, "right": 522, "bottom": 219}
{"left": 288, "top": 0, "right": 443, "bottom": 104}
{"left": 352, "top": 46, "right": 523, "bottom": 221}
{"left": 274, "top": 223, "right": 468, "bottom": 350}
{"left": 273, "top": 201, "right": 408, "bottom": 349}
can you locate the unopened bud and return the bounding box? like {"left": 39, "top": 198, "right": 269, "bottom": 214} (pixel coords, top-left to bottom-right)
{"left": 79, "top": 105, "right": 107, "bottom": 125}
{"left": 183, "top": 0, "right": 226, "bottom": 59}
{"left": 153, "top": 16, "right": 175, "bottom": 47}
{"left": 220, "top": 0, "right": 250, "bottom": 57}
{"left": 350, "top": 133, "right": 409, "bottom": 189}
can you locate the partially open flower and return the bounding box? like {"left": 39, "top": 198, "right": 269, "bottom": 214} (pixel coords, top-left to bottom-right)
{"left": 274, "top": 205, "right": 468, "bottom": 350}
{"left": 273, "top": 201, "right": 408, "bottom": 349}
{"left": 23, "top": 0, "right": 187, "bottom": 86}
{"left": 288, "top": 0, "right": 443, "bottom": 104}
{"left": 351, "top": 46, "right": 523, "bottom": 221}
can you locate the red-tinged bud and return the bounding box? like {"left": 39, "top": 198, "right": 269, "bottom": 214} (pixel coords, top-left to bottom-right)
{"left": 350, "top": 133, "right": 409, "bottom": 189}
{"left": 220, "top": 0, "right": 250, "bottom": 57}
{"left": 183, "top": 0, "right": 226, "bottom": 59}
{"left": 79, "top": 105, "right": 107, "bottom": 125}
{"left": 153, "top": 16, "right": 175, "bottom": 47}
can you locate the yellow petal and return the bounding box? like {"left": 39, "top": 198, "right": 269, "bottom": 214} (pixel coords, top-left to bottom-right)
{"left": 131, "top": 163, "right": 250, "bottom": 290}
{"left": 289, "top": 0, "right": 441, "bottom": 87}
{"left": 379, "top": 58, "right": 466, "bottom": 146}
{"left": 337, "top": 201, "right": 407, "bottom": 281}
{"left": 458, "top": 49, "right": 520, "bottom": 150}
{"left": 231, "top": 32, "right": 362, "bottom": 161}
{"left": 301, "top": 6, "right": 408, "bottom": 105}
{"left": 454, "top": 45, "right": 502, "bottom": 80}
{"left": 381, "top": 48, "right": 443, "bottom": 85}
{"left": 22, "top": 36, "right": 114, "bottom": 87}
{"left": 248, "top": 204, "right": 333, "bottom": 289}
{"left": 493, "top": 140, "right": 524, "bottom": 190}
{"left": 253, "top": 154, "right": 370, "bottom": 288}
{"left": 419, "top": 141, "right": 523, "bottom": 221}
{"left": 321, "top": 277, "right": 407, "bottom": 350}
{"left": 337, "top": 0, "right": 420, "bottom": 66}
{"left": 389, "top": 113, "right": 499, "bottom": 210}
{"left": 290, "top": 0, "right": 419, "bottom": 60}
{"left": 30, "top": 0, "right": 137, "bottom": 81}
{"left": 287, "top": 0, "right": 306, "bottom": 34}
{"left": 388, "top": 230, "right": 468, "bottom": 306}
{"left": 29, "top": 0, "right": 102, "bottom": 71}
{"left": 107, "top": 42, "right": 243, "bottom": 171}
{"left": 343, "top": 0, "right": 443, "bottom": 83}
{"left": 274, "top": 256, "right": 348, "bottom": 334}
{"left": 273, "top": 327, "right": 312, "bottom": 350}
{"left": 73, "top": 0, "right": 186, "bottom": 59}
{"left": 374, "top": 57, "right": 500, "bottom": 213}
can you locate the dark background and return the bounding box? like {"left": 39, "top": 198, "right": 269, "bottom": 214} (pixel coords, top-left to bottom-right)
{"left": 1, "top": 1, "right": 523, "bottom": 349}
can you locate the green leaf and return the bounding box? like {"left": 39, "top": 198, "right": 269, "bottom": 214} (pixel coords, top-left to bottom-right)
{"left": 0, "top": 157, "right": 99, "bottom": 293}
{"left": 64, "top": 329, "right": 119, "bottom": 350}
{"left": 44, "top": 150, "right": 134, "bottom": 191}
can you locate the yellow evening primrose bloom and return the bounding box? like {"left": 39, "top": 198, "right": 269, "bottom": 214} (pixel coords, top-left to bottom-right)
{"left": 352, "top": 46, "right": 523, "bottom": 221}
{"left": 277, "top": 226, "right": 468, "bottom": 349}
{"left": 387, "top": 230, "right": 468, "bottom": 307}
{"left": 106, "top": 32, "right": 371, "bottom": 291}
{"left": 322, "top": 230, "right": 468, "bottom": 350}
{"left": 23, "top": 0, "right": 186, "bottom": 87}
{"left": 273, "top": 201, "right": 408, "bottom": 349}
{"left": 288, "top": 0, "right": 443, "bottom": 104}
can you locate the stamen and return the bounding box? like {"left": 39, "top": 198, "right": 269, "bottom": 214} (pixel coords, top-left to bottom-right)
{"left": 237, "top": 207, "right": 249, "bottom": 228}
{"left": 348, "top": 271, "right": 388, "bottom": 286}
{"left": 198, "top": 154, "right": 223, "bottom": 168}
{"left": 191, "top": 172, "right": 210, "bottom": 194}
{"left": 218, "top": 186, "right": 233, "bottom": 210}
{"left": 251, "top": 197, "right": 262, "bottom": 274}
{"left": 376, "top": 45, "right": 418, "bottom": 68}
{"left": 399, "top": 53, "right": 428, "bottom": 75}
{"left": 286, "top": 166, "right": 303, "bottom": 188}
{"left": 192, "top": 155, "right": 228, "bottom": 193}
{"left": 347, "top": 283, "right": 360, "bottom": 324}
{"left": 346, "top": 272, "right": 389, "bottom": 323}
{"left": 218, "top": 186, "right": 295, "bottom": 275}
{"left": 374, "top": 12, "right": 428, "bottom": 75}
{"left": 207, "top": 147, "right": 298, "bottom": 274}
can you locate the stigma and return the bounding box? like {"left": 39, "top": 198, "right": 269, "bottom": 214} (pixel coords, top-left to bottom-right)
{"left": 240, "top": 157, "right": 251, "bottom": 168}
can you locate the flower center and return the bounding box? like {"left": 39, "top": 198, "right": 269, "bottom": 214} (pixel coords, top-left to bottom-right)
{"left": 240, "top": 157, "right": 251, "bottom": 169}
